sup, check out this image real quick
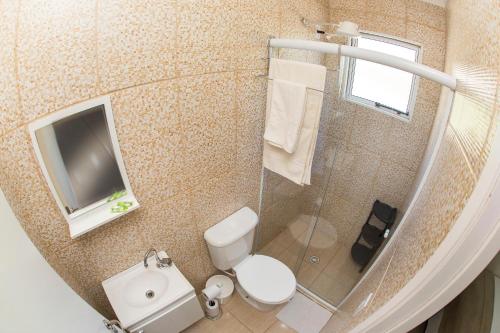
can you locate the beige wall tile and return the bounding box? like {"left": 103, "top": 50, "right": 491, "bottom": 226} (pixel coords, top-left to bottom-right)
{"left": 236, "top": 10, "right": 281, "bottom": 48}
{"left": 327, "top": 145, "right": 382, "bottom": 206}
{"left": 367, "top": 0, "right": 407, "bottom": 19}
{"left": 329, "top": 0, "right": 366, "bottom": 11}
{"left": 370, "top": 127, "right": 476, "bottom": 310}
{"left": 177, "top": 3, "right": 237, "bottom": 50}
{"left": 0, "top": 1, "right": 20, "bottom": 136}
{"left": 407, "top": 22, "right": 446, "bottom": 70}
{"left": 406, "top": 0, "right": 447, "bottom": 31}
{"left": 384, "top": 99, "right": 436, "bottom": 171}
{"left": 98, "top": 0, "right": 177, "bottom": 92}
{"left": 140, "top": 194, "right": 202, "bottom": 265}
{"left": 178, "top": 72, "right": 237, "bottom": 187}
{"left": 0, "top": 128, "right": 72, "bottom": 252}
{"left": 349, "top": 106, "right": 395, "bottom": 155}
{"left": 111, "top": 80, "right": 186, "bottom": 202}
{"left": 330, "top": 8, "right": 368, "bottom": 28}
{"left": 17, "top": 0, "right": 98, "bottom": 120}
{"left": 177, "top": 47, "right": 234, "bottom": 76}
{"left": 360, "top": 13, "right": 407, "bottom": 37}
{"left": 190, "top": 171, "right": 241, "bottom": 233}
{"left": 371, "top": 160, "right": 416, "bottom": 208}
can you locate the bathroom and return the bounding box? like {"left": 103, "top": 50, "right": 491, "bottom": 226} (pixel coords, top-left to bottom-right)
{"left": 0, "top": 0, "right": 499, "bottom": 332}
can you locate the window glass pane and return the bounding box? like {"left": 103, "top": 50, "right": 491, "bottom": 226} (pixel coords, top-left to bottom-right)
{"left": 350, "top": 36, "right": 418, "bottom": 114}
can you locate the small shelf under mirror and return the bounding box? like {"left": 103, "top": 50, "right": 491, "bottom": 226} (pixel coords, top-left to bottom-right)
{"left": 29, "top": 96, "right": 139, "bottom": 238}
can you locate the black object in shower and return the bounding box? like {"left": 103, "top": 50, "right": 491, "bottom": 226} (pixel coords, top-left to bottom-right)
{"left": 351, "top": 200, "right": 397, "bottom": 272}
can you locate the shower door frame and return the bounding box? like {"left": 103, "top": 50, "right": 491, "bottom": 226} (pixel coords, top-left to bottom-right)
{"left": 256, "top": 38, "right": 466, "bottom": 314}
{"left": 349, "top": 105, "right": 500, "bottom": 332}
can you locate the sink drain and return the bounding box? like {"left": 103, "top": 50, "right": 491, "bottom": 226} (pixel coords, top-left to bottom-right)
{"left": 309, "top": 256, "right": 320, "bottom": 264}
{"left": 145, "top": 290, "right": 155, "bottom": 299}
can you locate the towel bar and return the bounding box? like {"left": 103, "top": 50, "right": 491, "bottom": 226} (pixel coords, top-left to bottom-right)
{"left": 255, "top": 75, "right": 330, "bottom": 95}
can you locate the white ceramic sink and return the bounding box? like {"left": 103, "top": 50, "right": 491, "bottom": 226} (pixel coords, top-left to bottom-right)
{"left": 125, "top": 270, "right": 169, "bottom": 307}
{"left": 102, "top": 251, "right": 194, "bottom": 329}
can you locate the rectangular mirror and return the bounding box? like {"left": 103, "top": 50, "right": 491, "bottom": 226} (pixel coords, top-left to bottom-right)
{"left": 29, "top": 96, "right": 139, "bottom": 238}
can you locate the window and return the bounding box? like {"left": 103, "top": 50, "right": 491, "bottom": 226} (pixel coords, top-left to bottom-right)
{"left": 343, "top": 32, "right": 421, "bottom": 120}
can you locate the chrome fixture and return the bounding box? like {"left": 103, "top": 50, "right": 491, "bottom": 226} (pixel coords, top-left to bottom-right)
{"left": 145, "top": 289, "right": 155, "bottom": 299}
{"left": 309, "top": 255, "right": 320, "bottom": 264}
{"left": 103, "top": 319, "right": 130, "bottom": 333}
{"left": 143, "top": 248, "right": 172, "bottom": 268}
{"left": 301, "top": 17, "right": 360, "bottom": 39}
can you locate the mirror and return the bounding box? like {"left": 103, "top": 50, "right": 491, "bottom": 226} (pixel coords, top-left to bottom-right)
{"left": 35, "top": 105, "right": 125, "bottom": 214}
{"left": 29, "top": 96, "right": 138, "bottom": 238}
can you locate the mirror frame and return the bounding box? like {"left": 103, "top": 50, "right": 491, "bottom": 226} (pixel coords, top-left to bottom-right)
{"left": 29, "top": 96, "right": 139, "bottom": 238}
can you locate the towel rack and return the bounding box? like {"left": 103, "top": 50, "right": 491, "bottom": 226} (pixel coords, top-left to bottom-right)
{"left": 256, "top": 76, "right": 330, "bottom": 95}
{"left": 255, "top": 52, "right": 332, "bottom": 95}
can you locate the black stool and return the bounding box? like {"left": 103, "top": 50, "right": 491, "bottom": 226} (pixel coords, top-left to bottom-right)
{"left": 351, "top": 200, "right": 397, "bottom": 272}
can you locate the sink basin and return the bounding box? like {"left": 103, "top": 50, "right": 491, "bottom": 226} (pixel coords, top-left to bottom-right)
{"left": 125, "top": 270, "right": 169, "bottom": 307}
{"left": 102, "top": 251, "right": 195, "bottom": 329}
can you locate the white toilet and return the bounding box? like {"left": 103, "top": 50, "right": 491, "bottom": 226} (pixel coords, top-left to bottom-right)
{"left": 204, "top": 207, "right": 296, "bottom": 311}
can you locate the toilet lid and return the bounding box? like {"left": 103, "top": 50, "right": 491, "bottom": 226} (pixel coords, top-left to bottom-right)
{"left": 234, "top": 255, "right": 296, "bottom": 304}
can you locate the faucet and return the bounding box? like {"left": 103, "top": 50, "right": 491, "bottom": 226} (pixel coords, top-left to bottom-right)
{"left": 143, "top": 248, "right": 172, "bottom": 269}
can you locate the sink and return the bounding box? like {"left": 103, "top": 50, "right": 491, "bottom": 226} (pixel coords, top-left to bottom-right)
{"left": 102, "top": 251, "right": 197, "bottom": 330}
{"left": 124, "top": 270, "right": 169, "bottom": 307}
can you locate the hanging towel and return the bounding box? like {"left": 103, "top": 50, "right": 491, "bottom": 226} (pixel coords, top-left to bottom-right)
{"left": 263, "top": 59, "right": 327, "bottom": 186}
{"left": 263, "top": 78, "right": 307, "bottom": 153}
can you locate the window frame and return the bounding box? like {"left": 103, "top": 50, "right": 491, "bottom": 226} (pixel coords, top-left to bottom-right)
{"left": 342, "top": 31, "right": 423, "bottom": 122}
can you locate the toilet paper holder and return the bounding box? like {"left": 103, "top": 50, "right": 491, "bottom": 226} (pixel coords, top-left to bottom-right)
{"left": 202, "top": 284, "right": 223, "bottom": 320}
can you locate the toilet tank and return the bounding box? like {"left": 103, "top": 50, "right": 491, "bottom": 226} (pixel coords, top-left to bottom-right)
{"left": 203, "top": 207, "right": 259, "bottom": 271}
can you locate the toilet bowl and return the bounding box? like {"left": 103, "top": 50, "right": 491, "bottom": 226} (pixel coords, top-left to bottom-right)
{"left": 204, "top": 207, "right": 296, "bottom": 311}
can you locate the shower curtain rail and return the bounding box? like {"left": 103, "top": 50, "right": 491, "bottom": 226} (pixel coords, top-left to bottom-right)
{"left": 269, "top": 38, "right": 457, "bottom": 90}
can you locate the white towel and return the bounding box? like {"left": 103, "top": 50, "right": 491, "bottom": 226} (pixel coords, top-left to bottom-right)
{"left": 263, "top": 59, "right": 327, "bottom": 186}
{"left": 263, "top": 78, "right": 307, "bottom": 153}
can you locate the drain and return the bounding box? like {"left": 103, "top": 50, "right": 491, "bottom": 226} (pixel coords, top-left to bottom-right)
{"left": 309, "top": 255, "right": 320, "bottom": 264}
{"left": 145, "top": 290, "right": 155, "bottom": 299}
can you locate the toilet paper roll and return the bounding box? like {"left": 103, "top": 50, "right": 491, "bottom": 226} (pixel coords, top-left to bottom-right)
{"left": 205, "top": 299, "right": 220, "bottom": 318}
{"left": 202, "top": 284, "right": 222, "bottom": 300}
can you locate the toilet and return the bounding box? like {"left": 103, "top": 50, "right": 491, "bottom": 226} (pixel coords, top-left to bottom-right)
{"left": 204, "top": 207, "right": 296, "bottom": 311}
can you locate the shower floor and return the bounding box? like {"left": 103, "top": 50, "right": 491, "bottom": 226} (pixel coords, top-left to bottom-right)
{"left": 260, "top": 215, "right": 361, "bottom": 306}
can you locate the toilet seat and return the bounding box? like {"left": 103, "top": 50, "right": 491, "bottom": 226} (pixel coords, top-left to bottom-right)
{"left": 234, "top": 255, "right": 296, "bottom": 304}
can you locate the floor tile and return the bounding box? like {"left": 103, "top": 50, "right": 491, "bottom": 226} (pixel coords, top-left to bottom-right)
{"left": 227, "top": 293, "right": 281, "bottom": 333}
{"left": 265, "top": 321, "right": 297, "bottom": 333}
{"left": 182, "top": 311, "right": 251, "bottom": 333}
{"left": 309, "top": 273, "right": 351, "bottom": 305}
{"left": 297, "top": 260, "right": 323, "bottom": 288}
{"left": 260, "top": 240, "right": 287, "bottom": 259}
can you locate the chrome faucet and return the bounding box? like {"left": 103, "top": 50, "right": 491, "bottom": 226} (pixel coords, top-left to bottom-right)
{"left": 143, "top": 248, "right": 172, "bottom": 269}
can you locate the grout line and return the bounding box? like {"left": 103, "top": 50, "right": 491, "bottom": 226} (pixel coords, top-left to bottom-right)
{"left": 227, "top": 310, "right": 257, "bottom": 332}
{"left": 224, "top": 299, "right": 278, "bottom": 333}
{"left": 0, "top": 66, "right": 266, "bottom": 140}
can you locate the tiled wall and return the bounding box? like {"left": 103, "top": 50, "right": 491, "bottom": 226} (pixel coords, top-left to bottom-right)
{"left": 298, "top": 0, "right": 447, "bottom": 251}
{"left": 322, "top": 0, "right": 500, "bottom": 331}
{"left": 0, "top": 0, "right": 330, "bottom": 317}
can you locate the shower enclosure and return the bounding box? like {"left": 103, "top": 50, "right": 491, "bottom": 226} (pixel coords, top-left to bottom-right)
{"left": 255, "top": 38, "right": 454, "bottom": 308}
{"left": 256, "top": 68, "right": 366, "bottom": 307}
